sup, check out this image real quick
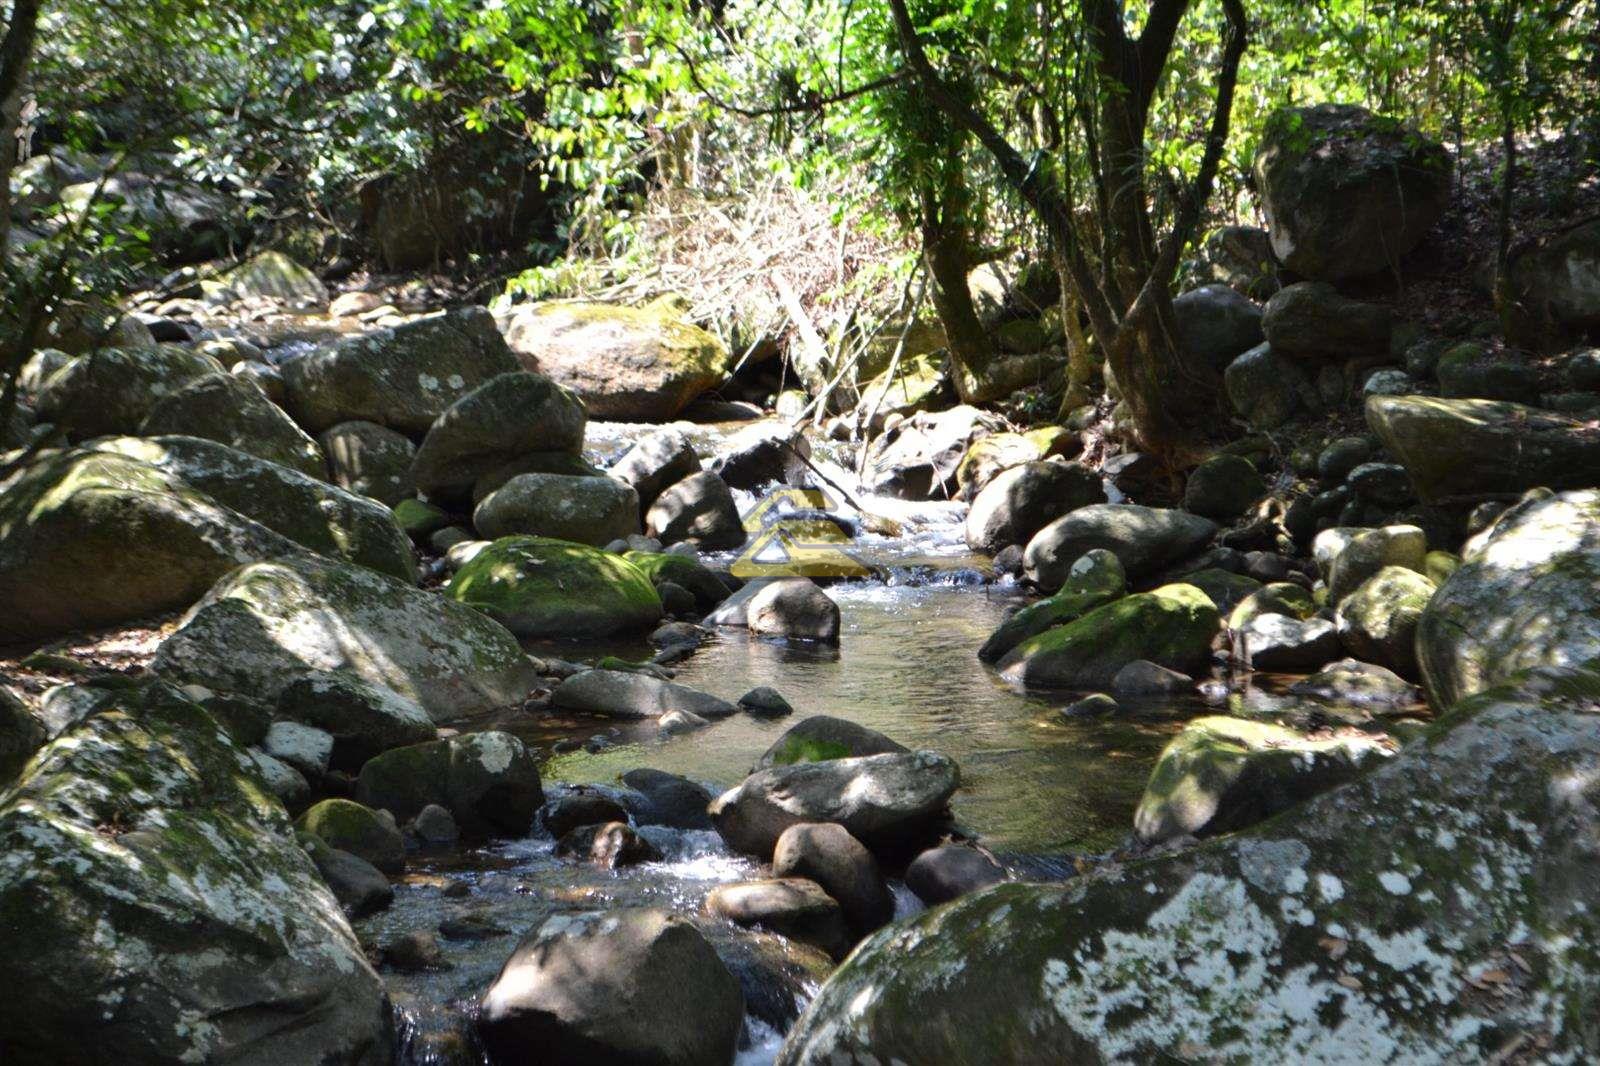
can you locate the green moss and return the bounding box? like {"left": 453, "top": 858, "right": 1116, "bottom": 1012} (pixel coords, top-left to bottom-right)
{"left": 769, "top": 737, "right": 853, "bottom": 766}
{"left": 449, "top": 535, "right": 662, "bottom": 638}
{"left": 1228, "top": 583, "right": 1317, "bottom": 628}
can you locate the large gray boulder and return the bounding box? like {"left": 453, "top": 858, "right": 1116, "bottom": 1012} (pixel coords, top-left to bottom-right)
{"left": 1023, "top": 504, "right": 1217, "bottom": 590}
{"left": 1419, "top": 490, "right": 1600, "bottom": 708}
{"left": 355, "top": 731, "right": 543, "bottom": 837}
{"left": 34, "top": 344, "right": 223, "bottom": 439}
{"left": 779, "top": 669, "right": 1600, "bottom": 1064}
{"left": 1503, "top": 217, "right": 1600, "bottom": 335}
{"left": 282, "top": 307, "right": 519, "bottom": 434}
{"left": 1261, "top": 282, "right": 1392, "bottom": 362}
{"left": 1253, "top": 103, "right": 1451, "bottom": 282}
{"left": 965, "top": 460, "right": 1105, "bottom": 555}
{"left": 0, "top": 683, "right": 390, "bottom": 1064}
{"left": 138, "top": 371, "right": 325, "bottom": 477}
{"left": 152, "top": 554, "right": 538, "bottom": 722}
{"left": 608, "top": 428, "right": 703, "bottom": 510}
{"left": 473, "top": 473, "right": 639, "bottom": 545}
{"left": 1173, "top": 283, "right": 1264, "bottom": 370}
{"left": 550, "top": 669, "right": 738, "bottom": 720}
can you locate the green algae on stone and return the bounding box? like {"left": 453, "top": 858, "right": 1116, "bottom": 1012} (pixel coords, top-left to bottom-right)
{"left": 297, "top": 797, "right": 404, "bottom": 873}
{"left": 624, "top": 550, "right": 732, "bottom": 610}
{"left": 977, "top": 548, "right": 1127, "bottom": 663}
{"left": 448, "top": 535, "right": 663, "bottom": 638}
{"left": 1228, "top": 581, "right": 1317, "bottom": 628}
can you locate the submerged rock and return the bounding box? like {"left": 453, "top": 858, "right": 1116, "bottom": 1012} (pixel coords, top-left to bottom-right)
{"left": 1023, "top": 504, "right": 1217, "bottom": 591}
{"left": 446, "top": 536, "right": 662, "bottom": 639}
{"left": 745, "top": 577, "right": 841, "bottom": 643}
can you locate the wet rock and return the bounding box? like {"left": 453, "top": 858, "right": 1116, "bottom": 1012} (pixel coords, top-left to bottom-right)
{"left": 978, "top": 549, "right": 1127, "bottom": 663}
{"left": 552, "top": 669, "right": 738, "bottom": 720}
{"left": 479, "top": 908, "right": 744, "bottom": 1066}
{"left": 904, "top": 845, "right": 1008, "bottom": 906}
{"left": 745, "top": 577, "right": 840, "bottom": 643}
{"left": 964, "top": 460, "right": 1105, "bottom": 555}
{"left": 447, "top": 536, "right": 662, "bottom": 639}
{"left": 276, "top": 670, "right": 436, "bottom": 770}
{"left": 298, "top": 797, "right": 405, "bottom": 873}
{"left": 1325, "top": 524, "right": 1427, "bottom": 606}
{"left": 0, "top": 683, "right": 388, "bottom": 1063}
{"left": 356, "top": 731, "right": 543, "bottom": 838}
{"left": 34, "top": 344, "right": 223, "bottom": 439}
{"left": 139, "top": 371, "right": 325, "bottom": 477}
{"left": 409, "top": 370, "right": 587, "bottom": 503}
{"left": 1224, "top": 342, "right": 1320, "bottom": 428}
{"left": 1134, "top": 715, "right": 1394, "bottom": 843}
{"left": 646, "top": 470, "right": 746, "bottom": 551}
{"left": 438, "top": 907, "right": 508, "bottom": 941}
{"left": 541, "top": 792, "right": 632, "bottom": 837}
{"left": 1173, "top": 283, "right": 1264, "bottom": 370}
{"left": 1182, "top": 454, "right": 1265, "bottom": 521}
{"left": 624, "top": 551, "right": 731, "bottom": 611}
{"left": 1239, "top": 614, "right": 1340, "bottom": 672}
{"left": 304, "top": 837, "right": 394, "bottom": 918}
{"left": 1336, "top": 566, "right": 1436, "bottom": 678}
{"left": 1261, "top": 282, "right": 1392, "bottom": 362}
{"left": 1024, "top": 504, "right": 1217, "bottom": 591}
{"left": 739, "top": 686, "right": 794, "bottom": 718}
{"left": 413, "top": 803, "right": 460, "bottom": 845}
{"left": 706, "top": 879, "right": 851, "bottom": 960}
{"left": 651, "top": 621, "right": 706, "bottom": 648}
{"left": 709, "top": 751, "right": 959, "bottom": 857}
{"left": 991, "top": 543, "right": 1025, "bottom": 576}
{"left": 1290, "top": 658, "right": 1419, "bottom": 707}
{"left": 755, "top": 715, "right": 909, "bottom": 769}
{"left": 382, "top": 930, "right": 449, "bottom": 973}
{"left": 620, "top": 769, "right": 714, "bottom": 830}
{"left": 1111, "top": 660, "right": 1193, "bottom": 698}
{"left": 772, "top": 822, "right": 893, "bottom": 938}
{"left": 1061, "top": 693, "right": 1119, "bottom": 718}
{"left": 154, "top": 553, "right": 537, "bottom": 721}
{"left": 609, "top": 428, "right": 702, "bottom": 509}
{"left": 555, "top": 821, "right": 664, "bottom": 868}
{"left": 318, "top": 420, "right": 417, "bottom": 505}
{"left": 998, "top": 584, "right": 1221, "bottom": 690}
{"left": 473, "top": 473, "right": 640, "bottom": 546}
{"left": 501, "top": 300, "right": 732, "bottom": 422}
{"left": 659, "top": 708, "right": 711, "bottom": 735}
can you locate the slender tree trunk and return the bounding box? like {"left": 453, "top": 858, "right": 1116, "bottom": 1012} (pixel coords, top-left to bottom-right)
{"left": 915, "top": 158, "right": 992, "bottom": 402}
{"left": 0, "top": 0, "right": 41, "bottom": 262}
{"left": 1053, "top": 245, "right": 1095, "bottom": 414}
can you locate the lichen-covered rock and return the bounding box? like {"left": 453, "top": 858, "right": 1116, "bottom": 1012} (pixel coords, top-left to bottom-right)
{"left": 96, "top": 435, "right": 416, "bottom": 582}
{"left": 472, "top": 473, "right": 639, "bottom": 545}
{"left": 965, "top": 461, "right": 1105, "bottom": 554}
{"left": 977, "top": 549, "right": 1127, "bottom": 663}
{"left": 998, "top": 584, "right": 1221, "bottom": 690}
{"left": 550, "top": 669, "right": 737, "bottom": 720}
{"left": 622, "top": 550, "right": 730, "bottom": 611}
{"left": 220, "top": 250, "right": 328, "bottom": 305}
{"left": 355, "top": 731, "right": 543, "bottom": 837}
{"left": 1367, "top": 394, "right": 1600, "bottom": 503}
{"left": 1337, "top": 566, "right": 1436, "bottom": 678}
{"left": 1023, "top": 505, "right": 1217, "bottom": 591}
{"left": 0, "top": 447, "right": 304, "bottom": 642}
{"left": 318, "top": 420, "right": 417, "bottom": 506}
{"left": 282, "top": 307, "right": 519, "bottom": 435}
{"left": 138, "top": 372, "right": 326, "bottom": 477}
{"left": 1419, "top": 489, "right": 1600, "bottom": 708}
{"left": 275, "top": 670, "right": 436, "bottom": 769}
{"left": 501, "top": 300, "right": 731, "bottom": 422}
{"left": 447, "top": 536, "right": 662, "bottom": 638}
{"left": 297, "top": 798, "right": 405, "bottom": 874}
{"left": 1134, "top": 715, "right": 1393, "bottom": 843}
{"left": 1253, "top": 103, "right": 1451, "bottom": 282}
{"left": 409, "top": 371, "right": 587, "bottom": 503}
{"left": 0, "top": 683, "right": 389, "bottom": 1064}
{"left": 35, "top": 344, "right": 224, "bottom": 439}
{"left": 152, "top": 554, "right": 538, "bottom": 722}
{"left": 779, "top": 670, "right": 1600, "bottom": 1065}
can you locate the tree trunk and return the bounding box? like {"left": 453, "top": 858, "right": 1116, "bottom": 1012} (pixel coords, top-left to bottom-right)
{"left": 916, "top": 172, "right": 992, "bottom": 403}
{"left": 0, "top": 0, "right": 41, "bottom": 262}
{"left": 1053, "top": 246, "right": 1095, "bottom": 414}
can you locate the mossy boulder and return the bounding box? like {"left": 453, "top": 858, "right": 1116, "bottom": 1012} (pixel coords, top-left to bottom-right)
{"left": 1435, "top": 341, "right": 1542, "bottom": 404}
{"left": 954, "top": 427, "right": 1076, "bottom": 498}
{"left": 1336, "top": 566, "right": 1436, "bottom": 678}
{"left": 34, "top": 344, "right": 224, "bottom": 439}
{"left": 447, "top": 535, "right": 663, "bottom": 638}
{"left": 96, "top": 435, "right": 416, "bottom": 582}
{"left": 755, "top": 715, "right": 910, "bottom": 770}
{"left": 501, "top": 300, "right": 731, "bottom": 422}
{"left": 978, "top": 548, "right": 1126, "bottom": 663}
{"left": 1224, "top": 341, "right": 1320, "bottom": 429}
{"left": 297, "top": 798, "right": 405, "bottom": 873}
{"left": 1183, "top": 454, "right": 1265, "bottom": 521}
{"left": 318, "top": 420, "right": 417, "bottom": 506}
{"left": 220, "top": 250, "right": 329, "bottom": 306}
{"left": 281, "top": 306, "right": 519, "bottom": 435}
{"left": 1227, "top": 582, "right": 1317, "bottom": 628}
{"left": 0, "top": 682, "right": 388, "bottom": 1064}
{"left": 623, "top": 550, "right": 731, "bottom": 610}
{"left": 473, "top": 473, "right": 639, "bottom": 546}
{"left": 1134, "top": 715, "right": 1393, "bottom": 843}
{"left": 152, "top": 553, "right": 538, "bottom": 722}
{"left": 355, "top": 731, "right": 543, "bottom": 837}
{"left": 998, "top": 584, "right": 1221, "bottom": 689}
{"left": 779, "top": 671, "right": 1600, "bottom": 1065}
{"left": 1178, "top": 567, "right": 1262, "bottom": 615}
{"left": 138, "top": 371, "right": 326, "bottom": 477}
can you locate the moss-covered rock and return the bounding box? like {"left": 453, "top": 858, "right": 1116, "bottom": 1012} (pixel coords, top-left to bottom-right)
{"left": 954, "top": 427, "right": 1076, "bottom": 498}
{"left": 1183, "top": 454, "right": 1265, "bottom": 520}
{"left": 779, "top": 671, "right": 1600, "bottom": 1065}
{"left": 297, "top": 797, "right": 405, "bottom": 873}
{"left": 0, "top": 682, "right": 389, "bottom": 1063}
{"left": 1228, "top": 581, "right": 1317, "bottom": 628}
{"left": 623, "top": 550, "right": 730, "bottom": 611}
{"left": 473, "top": 473, "right": 639, "bottom": 545}
{"left": 34, "top": 344, "right": 224, "bottom": 439}
{"left": 854, "top": 352, "right": 952, "bottom": 419}
{"left": 355, "top": 731, "right": 542, "bottom": 837}
{"left": 1336, "top": 565, "right": 1436, "bottom": 678}
{"left": 318, "top": 420, "right": 417, "bottom": 506}
{"left": 977, "top": 548, "right": 1126, "bottom": 663}
{"left": 152, "top": 553, "right": 538, "bottom": 722}
{"left": 755, "top": 715, "right": 910, "bottom": 770}
{"left": 220, "top": 250, "right": 329, "bottom": 305}
{"left": 998, "top": 584, "right": 1221, "bottom": 689}
{"left": 501, "top": 299, "right": 731, "bottom": 421}
{"left": 138, "top": 371, "right": 326, "bottom": 477}
{"left": 446, "top": 535, "right": 662, "bottom": 639}
{"left": 1177, "top": 567, "right": 1263, "bottom": 615}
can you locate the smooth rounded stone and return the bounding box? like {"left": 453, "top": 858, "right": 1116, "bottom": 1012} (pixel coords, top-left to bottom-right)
{"left": 1435, "top": 342, "right": 1541, "bottom": 404}
{"left": 1347, "top": 461, "right": 1414, "bottom": 509}
{"left": 501, "top": 300, "right": 732, "bottom": 422}
{"left": 555, "top": 821, "right": 664, "bottom": 868}
{"left": 651, "top": 621, "right": 705, "bottom": 648}
{"left": 1290, "top": 658, "right": 1420, "bottom": 707}
{"left": 1177, "top": 567, "right": 1262, "bottom": 615}
{"left": 1563, "top": 348, "right": 1600, "bottom": 391}
{"left": 1225, "top": 341, "right": 1319, "bottom": 428}
{"left": 1336, "top": 566, "right": 1436, "bottom": 678}
{"left": 409, "top": 370, "right": 587, "bottom": 502}
{"left": 355, "top": 731, "right": 543, "bottom": 838}
{"left": 1111, "top": 660, "right": 1194, "bottom": 699}
{"left": 1182, "top": 454, "right": 1265, "bottom": 521}
{"left": 282, "top": 307, "right": 519, "bottom": 435}
{"left": 1241, "top": 551, "right": 1302, "bottom": 585}
{"left": 381, "top": 930, "right": 449, "bottom": 974}
{"left": 705, "top": 878, "right": 851, "bottom": 960}
{"left": 276, "top": 670, "right": 436, "bottom": 770}
{"left": 992, "top": 543, "right": 1025, "bottom": 576}
{"left": 1252, "top": 103, "right": 1450, "bottom": 282}
{"left": 250, "top": 749, "right": 311, "bottom": 808}
{"left": 429, "top": 525, "right": 473, "bottom": 554}
{"left": 1061, "top": 692, "right": 1119, "bottom": 718}
{"left": 711, "top": 421, "right": 811, "bottom": 490}
{"left": 1317, "top": 436, "right": 1375, "bottom": 483}
{"left": 263, "top": 720, "right": 334, "bottom": 779}
{"left": 904, "top": 844, "right": 1008, "bottom": 906}
{"left": 1418, "top": 490, "right": 1600, "bottom": 708}
{"left": 318, "top": 420, "right": 416, "bottom": 506}
{"left": 659, "top": 708, "right": 711, "bottom": 735}
{"left": 1362, "top": 367, "right": 1414, "bottom": 397}
{"left": 755, "top": 715, "right": 909, "bottom": 770}
{"left": 413, "top": 803, "right": 460, "bottom": 845}
{"left": 472, "top": 473, "right": 640, "bottom": 546}
{"left": 1023, "top": 504, "right": 1218, "bottom": 591}
{"left": 542, "top": 792, "right": 632, "bottom": 838}
{"left": 624, "top": 551, "right": 731, "bottom": 611}
{"left": 1261, "top": 282, "right": 1392, "bottom": 363}
{"left": 645, "top": 470, "right": 746, "bottom": 550}
{"left": 964, "top": 460, "right": 1105, "bottom": 555}
{"left": 1173, "top": 283, "right": 1264, "bottom": 370}
{"left": 305, "top": 838, "right": 394, "bottom": 917}
{"left": 998, "top": 584, "right": 1222, "bottom": 690}
{"left": 1239, "top": 615, "right": 1341, "bottom": 673}
{"left": 954, "top": 427, "right": 1076, "bottom": 499}
{"left": 1228, "top": 581, "right": 1318, "bottom": 629}
{"left": 552, "top": 669, "right": 738, "bottom": 720}
{"left": 0, "top": 684, "right": 388, "bottom": 1063}
{"left": 298, "top": 797, "right": 405, "bottom": 873}
{"left": 139, "top": 370, "right": 326, "bottom": 477}
{"left": 620, "top": 769, "right": 714, "bottom": 830}
{"left": 739, "top": 686, "right": 794, "bottom": 718}
{"left": 1366, "top": 394, "right": 1600, "bottom": 504}
{"left": 609, "top": 428, "right": 703, "bottom": 510}
{"left": 34, "top": 344, "right": 224, "bottom": 439}
{"left": 709, "top": 751, "right": 959, "bottom": 857}
{"left": 1326, "top": 524, "right": 1427, "bottom": 606}
{"left": 746, "top": 577, "right": 840, "bottom": 644}
{"left": 154, "top": 553, "right": 537, "bottom": 721}
{"left": 478, "top": 908, "right": 744, "bottom": 1066}
{"left": 772, "top": 822, "right": 893, "bottom": 937}
{"left": 467, "top": 451, "right": 607, "bottom": 504}
{"left": 978, "top": 548, "right": 1127, "bottom": 663}
{"left": 1134, "top": 715, "right": 1395, "bottom": 844}
{"left": 447, "top": 536, "right": 663, "bottom": 639}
